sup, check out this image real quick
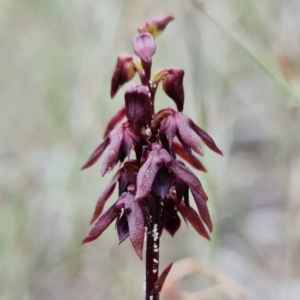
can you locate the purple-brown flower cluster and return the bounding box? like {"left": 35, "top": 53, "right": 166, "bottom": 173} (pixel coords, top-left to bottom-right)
{"left": 82, "top": 15, "right": 222, "bottom": 260}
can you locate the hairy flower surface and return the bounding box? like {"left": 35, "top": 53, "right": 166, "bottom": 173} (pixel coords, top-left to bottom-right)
{"left": 82, "top": 14, "right": 221, "bottom": 265}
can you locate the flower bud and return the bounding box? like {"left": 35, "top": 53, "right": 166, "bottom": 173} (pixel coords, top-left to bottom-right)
{"left": 132, "top": 33, "right": 156, "bottom": 63}
{"left": 139, "top": 14, "right": 174, "bottom": 37}
{"left": 110, "top": 54, "right": 136, "bottom": 98}
{"left": 124, "top": 85, "right": 152, "bottom": 135}
{"left": 162, "top": 68, "right": 185, "bottom": 112}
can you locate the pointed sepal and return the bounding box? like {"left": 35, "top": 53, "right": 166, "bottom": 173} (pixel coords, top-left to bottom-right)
{"left": 90, "top": 169, "right": 122, "bottom": 224}
{"left": 172, "top": 141, "right": 206, "bottom": 172}
{"left": 191, "top": 122, "right": 223, "bottom": 155}
{"left": 175, "top": 113, "right": 203, "bottom": 155}
{"left": 81, "top": 138, "right": 109, "bottom": 170}
{"left": 135, "top": 150, "right": 163, "bottom": 200}
{"left": 101, "top": 125, "right": 124, "bottom": 176}
{"left": 104, "top": 105, "right": 126, "bottom": 138}
{"left": 82, "top": 204, "right": 120, "bottom": 244}
{"left": 191, "top": 189, "right": 212, "bottom": 232}
{"left": 125, "top": 193, "right": 145, "bottom": 259}
{"left": 179, "top": 203, "right": 210, "bottom": 240}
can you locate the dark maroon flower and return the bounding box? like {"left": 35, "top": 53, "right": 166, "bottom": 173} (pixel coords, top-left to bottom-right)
{"left": 89, "top": 160, "right": 139, "bottom": 224}
{"left": 150, "top": 184, "right": 209, "bottom": 240}
{"left": 110, "top": 55, "right": 137, "bottom": 98}
{"left": 135, "top": 145, "right": 212, "bottom": 231}
{"left": 159, "top": 189, "right": 210, "bottom": 240}
{"left": 158, "top": 109, "right": 222, "bottom": 156}
{"left": 83, "top": 186, "right": 145, "bottom": 259}
{"left": 133, "top": 33, "right": 156, "bottom": 63}
{"left": 151, "top": 68, "right": 184, "bottom": 111}
{"left": 162, "top": 68, "right": 185, "bottom": 112}
{"left": 81, "top": 122, "right": 139, "bottom": 176}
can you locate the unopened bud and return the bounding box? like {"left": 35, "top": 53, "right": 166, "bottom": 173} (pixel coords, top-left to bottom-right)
{"left": 139, "top": 14, "right": 174, "bottom": 37}
{"left": 132, "top": 33, "right": 156, "bottom": 63}
{"left": 125, "top": 85, "right": 152, "bottom": 135}
{"left": 162, "top": 68, "right": 185, "bottom": 112}
{"left": 110, "top": 55, "right": 136, "bottom": 98}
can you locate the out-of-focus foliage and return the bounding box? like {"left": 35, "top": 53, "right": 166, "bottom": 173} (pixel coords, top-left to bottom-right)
{"left": 1, "top": 0, "right": 300, "bottom": 299}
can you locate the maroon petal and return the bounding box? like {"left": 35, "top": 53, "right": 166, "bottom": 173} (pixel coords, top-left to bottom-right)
{"left": 132, "top": 33, "right": 156, "bottom": 63}
{"left": 175, "top": 181, "right": 189, "bottom": 205}
{"left": 191, "top": 122, "right": 222, "bottom": 155}
{"left": 124, "top": 194, "right": 145, "bottom": 259}
{"left": 110, "top": 54, "right": 136, "bottom": 98}
{"left": 101, "top": 126, "right": 125, "bottom": 176}
{"left": 175, "top": 113, "right": 203, "bottom": 155}
{"left": 121, "top": 129, "right": 134, "bottom": 158}
{"left": 104, "top": 105, "right": 126, "bottom": 138}
{"left": 152, "top": 166, "right": 173, "bottom": 199}
{"left": 157, "top": 147, "right": 173, "bottom": 165}
{"left": 152, "top": 262, "right": 173, "bottom": 296}
{"left": 118, "top": 161, "right": 139, "bottom": 195}
{"left": 162, "top": 68, "right": 185, "bottom": 112}
{"left": 117, "top": 213, "right": 129, "bottom": 244}
{"left": 172, "top": 141, "right": 207, "bottom": 172}
{"left": 139, "top": 14, "right": 174, "bottom": 37}
{"left": 81, "top": 138, "right": 109, "bottom": 170}
{"left": 176, "top": 132, "right": 192, "bottom": 156}
{"left": 124, "top": 85, "right": 152, "bottom": 135}
{"left": 82, "top": 204, "right": 120, "bottom": 244}
{"left": 190, "top": 189, "right": 212, "bottom": 232}
{"left": 134, "top": 143, "right": 143, "bottom": 165}
{"left": 160, "top": 115, "right": 178, "bottom": 149}
{"left": 139, "top": 201, "right": 150, "bottom": 228}
{"left": 166, "top": 159, "right": 208, "bottom": 201}
{"left": 126, "top": 124, "right": 140, "bottom": 143}
{"left": 161, "top": 196, "right": 176, "bottom": 234}
{"left": 179, "top": 203, "right": 210, "bottom": 240}
{"left": 135, "top": 150, "right": 163, "bottom": 201}
{"left": 165, "top": 213, "right": 181, "bottom": 236}
{"left": 152, "top": 108, "right": 175, "bottom": 134}
{"left": 90, "top": 169, "right": 122, "bottom": 224}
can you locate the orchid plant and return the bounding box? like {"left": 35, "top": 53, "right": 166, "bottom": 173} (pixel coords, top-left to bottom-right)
{"left": 81, "top": 15, "right": 222, "bottom": 300}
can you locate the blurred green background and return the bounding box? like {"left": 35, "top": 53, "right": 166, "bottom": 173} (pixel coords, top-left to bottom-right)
{"left": 1, "top": 0, "right": 300, "bottom": 299}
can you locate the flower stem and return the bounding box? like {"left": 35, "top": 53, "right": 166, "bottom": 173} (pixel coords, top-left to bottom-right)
{"left": 145, "top": 198, "right": 161, "bottom": 300}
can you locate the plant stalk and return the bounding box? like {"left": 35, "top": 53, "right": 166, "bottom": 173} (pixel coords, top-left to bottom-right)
{"left": 145, "top": 198, "right": 161, "bottom": 300}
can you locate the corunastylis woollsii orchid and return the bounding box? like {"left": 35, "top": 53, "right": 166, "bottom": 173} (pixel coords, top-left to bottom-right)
{"left": 81, "top": 14, "right": 222, "bottom": 300}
